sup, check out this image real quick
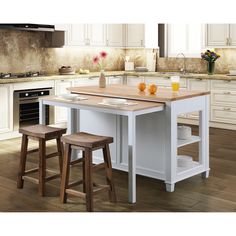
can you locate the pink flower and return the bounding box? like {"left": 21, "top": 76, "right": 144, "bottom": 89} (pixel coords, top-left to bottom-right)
{"left": 92, "top": 56, "right": 99, "bottom": 64}
{"left": 99, "top": 51, "right": 107, "bottom": 58}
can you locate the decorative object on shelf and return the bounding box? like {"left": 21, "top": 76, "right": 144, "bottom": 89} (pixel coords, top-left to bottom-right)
{"left": 177, "top": 155, "right": 193, "bottom": 168}
{"left": 177, "top": 125, "right": 192, "bottom": 140}
{"left": 201, "top": 50, "right": 220, "bottom": 75}
{"left": 58, "top": 66, "right": 75, "bottom": 75}
{"left": 93, "top": 51, "right": 108, "bottom": 88}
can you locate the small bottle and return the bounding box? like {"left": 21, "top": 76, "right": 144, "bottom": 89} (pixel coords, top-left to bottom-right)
{"left": 99, "top": 70, "right": 106, "bottom": 88}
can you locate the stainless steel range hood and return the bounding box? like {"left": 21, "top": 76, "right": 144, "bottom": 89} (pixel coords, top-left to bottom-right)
{"left": 0, "top": 24, "right": 55, "bottom": 32}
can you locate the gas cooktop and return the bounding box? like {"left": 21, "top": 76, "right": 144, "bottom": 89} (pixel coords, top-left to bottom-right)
{"left": 0, "top": 72, "right": 47, "bottom": 79}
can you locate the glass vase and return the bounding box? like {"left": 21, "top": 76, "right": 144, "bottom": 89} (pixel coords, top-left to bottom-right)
{"left": 99, "top": 70, "right": 106, "bottom": 88}
{"left": 207, "top": 62, "right": 215, "bottom": 75}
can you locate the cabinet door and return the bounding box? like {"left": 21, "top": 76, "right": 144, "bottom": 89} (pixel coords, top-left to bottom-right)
{"left": 126, "top": 24, "right": 145, "bottom": 47}
{"left": 68, "top": 24, "right": 87, "bottom": 46}
{"left": 88, "top": 24, "right": 106, "bottom": 46}
{"left": 54, "top": 80, "right": 73, "bottom": 124}
{"left": 107, "top": 24, "right": 124, "bottom": 47}
{"left": 206, "top": 24, "right": 229, "bottom": 46}
{"left": 108, "top": 76, "right": 124, "bottom": 84}
{"left": 127, "top": 77, "right": 142, "bottom": 86}
{"left": 0, "top": 85, "right": 13, "bottom": 133}
{"left": 229, "top": 24, "right": 236, "bottom": 46}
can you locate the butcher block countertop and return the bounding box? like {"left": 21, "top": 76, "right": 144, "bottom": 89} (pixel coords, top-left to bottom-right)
{"left": 68, "top": 84, "right": 210, "bottom": 102}
{"left": 39, "top": 95, "right": 164, "bottom": 112}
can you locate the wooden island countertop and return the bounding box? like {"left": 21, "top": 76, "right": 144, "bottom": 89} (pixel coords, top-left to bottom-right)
{"left": 68, "top": 84, "right": 210, "bottom": 103}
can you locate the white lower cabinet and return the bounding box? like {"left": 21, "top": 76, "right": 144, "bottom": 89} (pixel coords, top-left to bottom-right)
{"left": 0, "top": 84, "right": 13, "bottom": 133}
{"left": 211, "top": 106, "right": 236, "bottom": 124}
{"left": 127, "top": 76, "right": 143, "bottom": 86}
{"left": 54, "top": 79, "right": 74, "bottom": 124}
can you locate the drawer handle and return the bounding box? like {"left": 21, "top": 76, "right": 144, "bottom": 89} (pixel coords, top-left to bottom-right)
{"left": 196, "top": 78, "right": 203, "bottom": 81}
{"left": 223, "top": 92, "right": 231, "bottom": 95}
{"left": 223, "top": 108, "right": 231, "bottom": 111}
{"left": 224, "top": 80, "right": 231, "bottom": 83}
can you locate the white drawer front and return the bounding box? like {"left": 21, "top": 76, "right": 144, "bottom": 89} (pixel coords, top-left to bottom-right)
{"left": 146, "top": 77, "right": 187, "bottom": 88}
{"left": 211, "top": 106, "right": 236, "bottom": 124}
{"left": 188, "top": 79, "right": 210, "bottom": 91}
{"left": 211, "top": 79, "right": 236, "bottom": 91}
{"left": 211, "top": 90, "right": 236, "bottom": 107}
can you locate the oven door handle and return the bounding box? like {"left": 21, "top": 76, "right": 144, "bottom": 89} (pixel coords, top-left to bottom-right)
{"left": 19, "top": 99, "right": 39, "bottom": 104}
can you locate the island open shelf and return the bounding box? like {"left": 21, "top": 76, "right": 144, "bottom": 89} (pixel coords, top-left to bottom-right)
{"left": 177, "top": 135, "right": 201, "bottom": 148}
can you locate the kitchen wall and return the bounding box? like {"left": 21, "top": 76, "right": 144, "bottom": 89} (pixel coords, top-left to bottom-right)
{"left": 0, "top": 30, "right": 125, "bottom": 73}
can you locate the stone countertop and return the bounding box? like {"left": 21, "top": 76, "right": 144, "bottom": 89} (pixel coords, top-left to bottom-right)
{"left": 1, "top": 71, "right": 236, "bottom": 84}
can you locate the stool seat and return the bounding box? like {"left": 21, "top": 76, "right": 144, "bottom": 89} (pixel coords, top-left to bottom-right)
{"left": 61, "top": 132, "right": 113, "bottom": 149}
{"left": 19, "top": 124, "right": 66, "bottom": 140}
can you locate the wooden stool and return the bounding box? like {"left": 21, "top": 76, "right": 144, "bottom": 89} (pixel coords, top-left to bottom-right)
{"left": 17, "top": 124, "right": 67, "bottom": 196}
{"left": 60, "top": 132, "right": 117, "bottom": 212}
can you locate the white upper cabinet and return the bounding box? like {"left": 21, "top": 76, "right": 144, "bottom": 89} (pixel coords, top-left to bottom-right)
{"left": 126, "top": 24, "right": 145, "bottom": 47}
{"left": 106, "top": 24, "right": 124, "bottom": 47}
{"left": 206, "top": 24, "right": 229, "bottom": 46}
{"left": 205, "top": 24, "right": 236, "bottom": 47}
{"left": 88, "top": 24, "right": 106, "bottom": 46}
{"left": 68, "top": 24, "right": 87, "bottom": 46}
{"left": 229, "top": 24, "right": 236, "bottom": 46}
{"left": 53, "top": 24, "right": 147, "bottom": 48}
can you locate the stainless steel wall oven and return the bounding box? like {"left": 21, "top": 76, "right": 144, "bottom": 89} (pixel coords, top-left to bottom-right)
{"left": 13, "top": 88, "right": 54, "bottom": 130}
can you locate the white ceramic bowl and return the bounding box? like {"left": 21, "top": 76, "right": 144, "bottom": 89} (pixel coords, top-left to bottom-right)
{"left": 178, "top": 125, "right": 192, "bottom": 140}
{"left": 103, "top": 98, "right": 127, "bottom": 105}
{"left": 177, "top": 155, "right": 193, "bottom": 167}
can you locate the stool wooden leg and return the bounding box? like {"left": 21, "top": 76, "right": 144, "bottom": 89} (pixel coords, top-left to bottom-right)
{"left": 84, "top": 148, "right": 93, "bottom": 212}
{"left": 60, "top": 143, "right": 71, "bottom": 203}
{"left": 82, "top": 150, "right": 86, "bottom": 193}
{"left": 17, "top": 134, "right": 28, "bottom": 189}
{"left": 39, "top": 138, "right": 46, "bottom": 196}
{"left": 103, "top": 144, "right": 117, "bottom": 203}
{"left": 56, "top": 137, "right": 64, "bottom": 174}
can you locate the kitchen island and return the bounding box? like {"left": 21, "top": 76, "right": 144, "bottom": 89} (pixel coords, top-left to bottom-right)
{"left": 39, "top": 85, "right": 210, "bottom": 203}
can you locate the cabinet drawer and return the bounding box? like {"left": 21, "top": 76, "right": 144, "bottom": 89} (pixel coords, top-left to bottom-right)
{"left": 188, "top": 78, "right": 210, "bottom": 91}
{"left": 211, "top": 79, "right": 236, "bottom": 91}
{"left": 74, "top": 78, "right": 99, "bottom": 86}
{"left": 211, "top": 106, "right": 236, "bottom": 124}
{"left": 211, "top": 90, "right": 236, "bottom": 107}
{"left": 146, "top": 77, "right": 187, "bottom": 88}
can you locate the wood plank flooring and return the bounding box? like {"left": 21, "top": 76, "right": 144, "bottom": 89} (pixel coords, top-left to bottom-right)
{"left": 0, "top": 126, "right": 235, "bottom": 212}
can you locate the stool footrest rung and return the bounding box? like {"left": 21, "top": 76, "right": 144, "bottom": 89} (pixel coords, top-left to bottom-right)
{"left": 46, "top": 152, "right": 60, "bottom": 159}
{"left": 70, "top": 157, "right": 85, "bottom": 166}
{"left": 93, "top": 163, "right": 105, "bottom": 171}
{"left": 24, "top": 167, "right": 39, "bottom": 175}
{"left": 66, "top": 189, "right": 86, "bottom": 198}
{"left": 27, "top": 148, "right": 39, "bottom": 155}
{"left": 68, "top": 180, "right": 84, "bottom": 188}
{"left": 93, "top": 184, "right": 110, "bottom": 195}
{"left": 45, "top": 173, "right": 61, "bottom": 182}
{"left": 22, "top": 176, "right": 39, "bottom": 184}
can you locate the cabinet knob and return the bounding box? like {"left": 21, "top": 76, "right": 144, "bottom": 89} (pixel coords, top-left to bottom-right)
{"left": 223, "top": 91, "right": 231, "bottom": 95}
{"left": 223, "top": 107, "right": 231, "bottom": 111}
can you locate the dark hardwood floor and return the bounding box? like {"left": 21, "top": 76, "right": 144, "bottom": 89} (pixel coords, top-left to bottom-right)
{"left": 0, "top": 126, "right": 235, "bottom": 212}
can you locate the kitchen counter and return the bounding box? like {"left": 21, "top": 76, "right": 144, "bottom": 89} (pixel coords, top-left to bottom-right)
{"left": 1, "top": 71, "right": 236, "bottom": 84}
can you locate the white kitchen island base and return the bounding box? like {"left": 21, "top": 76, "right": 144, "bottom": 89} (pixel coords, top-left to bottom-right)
{"left": 39, "top": 89, "right": 210, "bottom": 203}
